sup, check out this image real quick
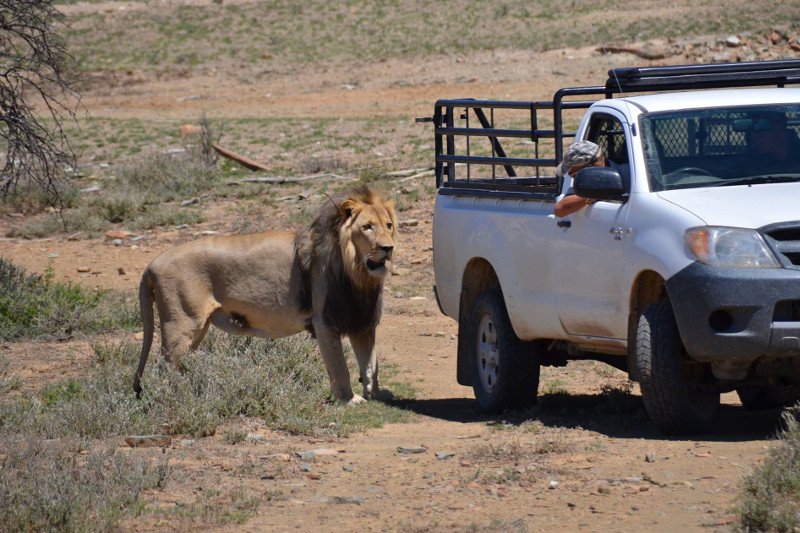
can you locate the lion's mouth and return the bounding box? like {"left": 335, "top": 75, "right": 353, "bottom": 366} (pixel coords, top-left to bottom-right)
{"left": 366, "top": 258, "right": 388, "bottom": 272}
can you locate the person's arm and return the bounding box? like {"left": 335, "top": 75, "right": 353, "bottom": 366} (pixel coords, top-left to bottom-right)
{"left": 554, "top": 194, "right": 594, "bottom": 217}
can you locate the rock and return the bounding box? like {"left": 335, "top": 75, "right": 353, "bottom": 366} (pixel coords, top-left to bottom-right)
{"left": 435, "top": 452, "right": 455, "bottom": 460}
{"left": 296, "top": 450, "right": 316, "bottom": 460}
{"left": 134, "top": 331, "right": 145, "bottom": 341}
{"left": 246, "top": 433, "right": 266, "bottom": 443}
{"left": 307, "top": 472, "right": 322, "bottom": 480}
{"left": 80, "top": 186, "right": 100, "bottom": 193}
{"left": 267, "top": 453, "right": 292, "bottom": 461}
{"left": 131, "top": 235, "right": 147, "bottom": 242}
{"left": 434, "top": 332, "right": 446, "bottom": 338}
{"left": 105, "top": 230, "right": 133, "bottom": 239}
{"left": 725, "top": 35, "right": 741, "bottom": 47}
{"left": 124, "top": 435, "right": 171, "bottom": 448}
{"left": 549, "top": 480, "right": 559, "bottom": 490}
{"left": 645, "top": 451, "right": 656, "bottom": 462}
{"left": 117, "top": 267, "right": 127, "bottom": 276}
{"left": 342, "top": 465, "right": 354, "bottom": 472}
{"left": 178, "top": 124, "right": 202, "bottom": 136}
{"left": 399, "top": 219, "right": 419, "bottom": 228}
{"left": 179, "top": 439, "right": 196, "bottom": 447}
{"left": 47, "top": 253, "right": 59, "bottom": 258}
{"left": 770, "top": 31, "right": 782, "bottom": 45}
{"left": 112, "top": 239, "right": 123, "bottom": 246}
{"left": 201, "top": 231, "right": 218, "bottom": 236}
{"left": 598, "top": 485, "right": 612, "bottom": 495}
{"left": 316, "top": 496, "right": 364, "bottom": 505}
{"left": 397, "top": 446, "right": 427, "bottom": 454}
{"left": 77, "top": 266, "right": 91, "bottom": 273}
{"left": 299, "top": 462, "right": 313, "bottom": 472}
{"left": 180, "top": 198, "right": 200, "bottom": 207}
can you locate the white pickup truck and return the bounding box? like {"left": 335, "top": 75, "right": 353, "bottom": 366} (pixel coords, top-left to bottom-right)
{"left": 423, "top": 60, "right": 800, "bottom": 434}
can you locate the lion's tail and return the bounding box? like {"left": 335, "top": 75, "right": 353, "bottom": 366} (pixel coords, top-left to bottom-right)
{"left": 133, "top": 269, "right": 155, "bottom": 398}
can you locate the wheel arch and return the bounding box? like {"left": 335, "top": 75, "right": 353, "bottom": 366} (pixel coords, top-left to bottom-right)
{"left": 456, "top": 258, "right": 501, "bottom": 386}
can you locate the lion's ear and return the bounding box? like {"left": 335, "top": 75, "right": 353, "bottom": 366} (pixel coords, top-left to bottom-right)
{"left": 339, "top": 199, "right": 361, "bottom": 220}
{"left": 383, "top": 199, "right": 396, "bottom": 213}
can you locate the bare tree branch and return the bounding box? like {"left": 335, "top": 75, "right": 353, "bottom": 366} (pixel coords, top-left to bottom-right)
{"left": 0, "top": 0, "right": 80, "bottom": 208}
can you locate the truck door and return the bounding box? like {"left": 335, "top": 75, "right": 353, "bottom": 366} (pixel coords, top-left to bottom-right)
{"left": 554, "top": 112, "right": 632, "bottom": 339}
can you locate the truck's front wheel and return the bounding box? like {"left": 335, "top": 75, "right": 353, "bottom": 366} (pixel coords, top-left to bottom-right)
{"left": 468, "top": 288, "right": 539, "bottom": 413}
{"left": 636, "top": 299, "right": 720, "bottom": 435}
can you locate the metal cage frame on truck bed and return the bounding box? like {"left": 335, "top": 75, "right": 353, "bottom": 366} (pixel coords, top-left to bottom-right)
{"left": 420, "top": 59, "right": 800, "bottom": 199}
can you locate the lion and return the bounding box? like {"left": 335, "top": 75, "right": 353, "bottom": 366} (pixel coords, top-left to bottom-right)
{"left": 133, "top": 186, "right": 397, "bottom": 405}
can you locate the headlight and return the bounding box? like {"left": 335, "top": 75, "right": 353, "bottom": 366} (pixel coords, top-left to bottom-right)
{"left": 685, "top": 227, "right": 780, "bottom": 268}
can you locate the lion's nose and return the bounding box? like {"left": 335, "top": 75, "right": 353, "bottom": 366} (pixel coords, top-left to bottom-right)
{"left": 380, "top": 245, "right": 393, "bottom": 258}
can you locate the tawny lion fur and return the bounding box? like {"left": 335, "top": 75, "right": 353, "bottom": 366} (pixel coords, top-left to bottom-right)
{"left": 133, "top": 186, "right": 397, "bottom": 404}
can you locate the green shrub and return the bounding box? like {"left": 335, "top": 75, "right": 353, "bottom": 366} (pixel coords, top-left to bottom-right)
{"left": 0, "top": 333, "right": 412, "bottom": 439}
{"left": 0, "top": 258, "right": 138, "bottom": 340}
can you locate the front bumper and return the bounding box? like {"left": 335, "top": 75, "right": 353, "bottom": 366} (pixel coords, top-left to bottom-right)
{"left": 666, "top": 262, "right": 800, "bottom": 379}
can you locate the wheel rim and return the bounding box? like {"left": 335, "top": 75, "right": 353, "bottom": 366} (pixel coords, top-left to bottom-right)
{"left": 477, "top": 313, "right": 499, "bottom": 393}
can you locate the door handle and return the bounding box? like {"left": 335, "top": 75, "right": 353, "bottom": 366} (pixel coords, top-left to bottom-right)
{"left": 610, "top": 226, "right": 623, "bottom": 240}
{"left": 557, "top": 220, "right": 571, "bottom": 228}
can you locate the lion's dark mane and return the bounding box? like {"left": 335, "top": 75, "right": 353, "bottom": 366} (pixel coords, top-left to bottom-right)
{"left": 295, "top": 186, "right": 383, "bottom": 336}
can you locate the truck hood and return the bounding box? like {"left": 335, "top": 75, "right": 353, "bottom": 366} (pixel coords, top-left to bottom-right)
{"left": 657, "top": 182, "right": 800, "bottom": 228}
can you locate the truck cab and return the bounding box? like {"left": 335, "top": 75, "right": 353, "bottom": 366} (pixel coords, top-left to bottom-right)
{"left": 426, "top": 61, "right": 800, "bottom": 434}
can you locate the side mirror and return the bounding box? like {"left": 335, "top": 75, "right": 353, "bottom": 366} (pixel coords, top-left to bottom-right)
{"left": 573, "top": 167, "right": 627, "bottom": 202}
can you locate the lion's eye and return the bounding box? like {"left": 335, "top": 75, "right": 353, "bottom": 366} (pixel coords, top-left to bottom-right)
{"left": 362, "top": 224, "right": 373, "bottom": 231}
{"left": 386, "top": 222, "right": 393, "bottom": 230}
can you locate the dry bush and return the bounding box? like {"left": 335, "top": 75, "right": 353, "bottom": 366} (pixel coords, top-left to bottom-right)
{"left": 739, "top": 411, "right": 800, "bottom": 531}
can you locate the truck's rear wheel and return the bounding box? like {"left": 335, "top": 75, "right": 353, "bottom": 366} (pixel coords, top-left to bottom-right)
{"left": 636, "top": 299, "right": 720, "bottom": 435}
{"left": 468, "top": 288, "right": 539, "bottom": 413}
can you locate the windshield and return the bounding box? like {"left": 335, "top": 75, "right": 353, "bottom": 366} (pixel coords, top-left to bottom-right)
{"left": 640, "top": 104, "right": 800, "bottom": 191}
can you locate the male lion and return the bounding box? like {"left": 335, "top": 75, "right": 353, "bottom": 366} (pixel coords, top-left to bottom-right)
{"left": 133, "top": 186, "right": 397, "bottom": 404}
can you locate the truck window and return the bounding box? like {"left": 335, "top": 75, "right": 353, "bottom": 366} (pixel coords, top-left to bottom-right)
{"left": 641, "top": 104, "right": 800, "bottom": 191}
{"left": 587, "top": 114, "right": 629, "bottom": 166}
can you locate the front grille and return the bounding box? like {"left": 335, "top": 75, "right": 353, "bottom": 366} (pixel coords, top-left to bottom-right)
{"left": 763, "top": 222, "right": 800, "bottom": 267}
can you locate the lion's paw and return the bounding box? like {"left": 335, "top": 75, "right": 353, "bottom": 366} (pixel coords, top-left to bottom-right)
{"left": 345, "top": 394, "right": 367, "bottom": 406}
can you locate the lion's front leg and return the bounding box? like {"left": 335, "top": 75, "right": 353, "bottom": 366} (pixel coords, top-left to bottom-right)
{"left": 349, "top": 329, "right": 381, "bottom": 401}
{"left": 313, "top": 317, "right": 362, "bottom": 405}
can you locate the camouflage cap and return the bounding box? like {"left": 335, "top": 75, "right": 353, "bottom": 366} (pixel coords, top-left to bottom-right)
{"left": 555, "top": 140, "right": 602, "bottom": 178}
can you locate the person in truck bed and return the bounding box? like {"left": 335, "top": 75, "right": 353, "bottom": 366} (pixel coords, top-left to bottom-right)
{"left": 553, "top": 140, "right": 629, "bottom": 217}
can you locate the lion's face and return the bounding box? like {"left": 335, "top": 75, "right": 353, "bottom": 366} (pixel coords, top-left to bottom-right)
{"left": 339, "top": 195, "right": 397, "bottom": 285}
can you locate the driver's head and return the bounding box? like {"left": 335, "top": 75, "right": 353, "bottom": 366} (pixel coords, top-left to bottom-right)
{"left": 556, "top": 140, "right": 605, "bottom": 178}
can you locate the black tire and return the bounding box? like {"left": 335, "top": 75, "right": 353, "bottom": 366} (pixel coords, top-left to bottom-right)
{"left": 737, "top": 385, "right": 800, "bottom": 410}
{"left": 467, "top": 288, "right": 539, "bottom": 413}
{"left": 635, "top": 299, "right": 720, "bottom": 435}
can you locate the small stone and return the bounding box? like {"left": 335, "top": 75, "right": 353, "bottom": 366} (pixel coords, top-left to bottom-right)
{"left": 299, "top": 462, "right": 313, "bottom": 472}
{"left": 105, "top": 230, "right": 133, "bottom": 239}
{"left": 725, "top": 35, "right": 741, "bottom": 47}
{"left": 549, "top": 480, "right": 559, "bottom": 490}
{"left": 47, "top": 253, "right": 59, "bottom": 258}
{"left": 434, "top": 332, "right": 446, "bottom": 338}
{"left": 201, "top": 231, "right": 218, "bottom": 236}
{"left": 267, "top": 453, "right": 292, "bottom": 462}
{"left": 130, "top": 245, "right": 139, "bottom": 250}
{"left": 645, "top": 451, "right": 656, "bottom": 462}
{"left": 343, "top": 465, "right": 354, "bottom": 472}
{"left": 307, "top": 472, "right": 322, "bottom": 480}
{"left": 178, "top": 124, "right": 202, "bottom": 137}
{"left": 77, "top": 266, "right": 91, "bottom": 273}
{"left": 399, "top": 219, "right": 419, "bottom": 228}
{"left": 397, "top": 446, "right": 427, "bottom": 454}
{"left": 317, "top": 495, "right": 364, "bottom": 505}
{"left": 435, "top": 452, "right": 455, "bottom": 460}
{"left": 117, "top": 267, "right": 127, "bottom": 276}
{"left": 111, "top": 239, "right": 123, "bottom": 246}
{"left": 124, "top": 435, "right": 171, "bottom": 448}
{"left": 179, "top": 439, "right": 195, "bottom": 446}
{"left": 308, "top": 448, "right": 339, "bottom": 457}
{"left": 134, "top": 331, "right": 144, "bottom": 341}
{"left": 130, "top": 235, "right": 147, "bottom": 242}
{"left": 246, "top": 433, "right": 265, "bottom": 443}
{"left": 598, "top": 486, "right": 612, "bottom": 495}
{"left": 770, "top": 31, "right": 782, "bottom": 45}
{"left": 296, "top": 450, "right": 317, "bottom": 460}
{"left": 180, "top": 198, "right": 200, "bottom": 207}
{"left": 80, "top": 186, "right": 100, "bottom": 193}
